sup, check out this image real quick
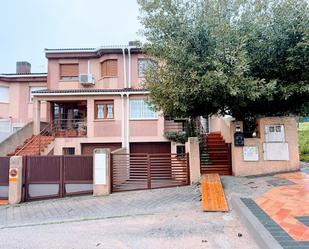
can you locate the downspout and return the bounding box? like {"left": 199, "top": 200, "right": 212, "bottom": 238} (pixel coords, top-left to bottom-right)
{"left": 126, "top": 93, "right": 130, "bottom": 152}
{"left": 121, "top": 94, "right": 125, "bottom": 148}
{"left": 128, "top": 47, "right": 132, "bottom": 88}
{"left": 122, "top": 48, "right": 127, "bottom": 88}
{"left": 87, "top": 60, "right": 90, "bottom": 74}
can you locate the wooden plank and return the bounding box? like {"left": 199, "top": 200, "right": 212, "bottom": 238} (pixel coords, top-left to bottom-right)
{"left": 201, "top": 173, "right": 229, "bottom": 212}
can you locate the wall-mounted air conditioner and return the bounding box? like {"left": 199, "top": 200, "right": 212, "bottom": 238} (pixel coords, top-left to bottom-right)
{"left": 79, "top": 74, "right": 94, "bottom": 85}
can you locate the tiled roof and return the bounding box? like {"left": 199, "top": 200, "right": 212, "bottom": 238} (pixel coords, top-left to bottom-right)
{"left": 0, "top": 73, "right": 47, "bottom": 77}
{"left": 45, "top": 45, "right": 142, "bottom": 58}
{"left": 0, "top": 73, "right": 47, "bottom": 82}
{"left": 32, "top": 88, "right": 149, "bottom": 95}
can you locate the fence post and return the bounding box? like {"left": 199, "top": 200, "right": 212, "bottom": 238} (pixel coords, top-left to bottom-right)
{"left": 93, "top": 148, "right": 111, "bottom": 196}
{"left": 186, "top": 153, "right": 190, "bottom": 185}
{"left": 8, "top": 156, "right": 23, "bottom": 204}
{"left": 147, "top": 155, "right": 151, "bottom": 189}
{"left": 60, "top": 156, "right": 64, "bottom": 198}
{"left": 185, "top": 137, "right": 201, "bottom": 184}
{"left": 110, "top": 154, "right": 113, "bottom": 193}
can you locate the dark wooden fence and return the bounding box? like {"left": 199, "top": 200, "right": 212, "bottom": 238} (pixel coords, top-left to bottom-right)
{"left": 23, "top": 155, "right": 93, "bottom": 201}
{"left": 0, "top": 157, "right": 10, "bottom": 200}
{"left": 111, "top": 153, "right": 190, "bottom": 192}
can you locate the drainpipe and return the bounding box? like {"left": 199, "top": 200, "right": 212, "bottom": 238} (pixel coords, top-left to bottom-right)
{"left": 122, "top": 48, "right": 127, "bottom": 88}
{"left": 121, "top": 94, "right": 125, "bottom": 148}
{"left": 87, "top": 60, "right": 90, "bottom": 74}
{"left": 126, "top": 93, "right": 130, "bottom": 152}
{"left": 128, "top": 47, "right": 132, "bottom": 88}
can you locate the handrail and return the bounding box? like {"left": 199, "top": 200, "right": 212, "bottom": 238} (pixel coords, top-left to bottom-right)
{"left": 14, "top": 121, "right": 55, "bottom": 156}
{"left": 14, "top": 119, "right": 87, "bottom": 156}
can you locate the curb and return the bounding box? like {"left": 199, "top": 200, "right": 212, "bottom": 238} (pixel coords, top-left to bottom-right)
{"left": 231, "top": 196, "right": 283, "bottom": 249}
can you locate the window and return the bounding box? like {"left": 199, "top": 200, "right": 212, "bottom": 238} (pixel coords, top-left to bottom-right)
{"left": 29, "top": 86, "right": 47, "bottom": 102}
{"left": 130, "top": 99, "right": 157, "bottom": 119}
{"left": 0, "top": 119, "right": 11, "bottom": 132}
{"left": 63, "top": 147, "right": 75, "bottom": 155}
{"left": 59, "top": 64, "right": 79, "bottom": 80}
{"left": 0, "top": 86, "right": 9, "bottom": 103}
{"left": 138, "top": 58, "right": 157, "bottom": 77}
{"left": 95, "top": 100, "right": 114, "bottom": 119}
{"left": 101, "top": 59, "right": 118, "bottom": 77}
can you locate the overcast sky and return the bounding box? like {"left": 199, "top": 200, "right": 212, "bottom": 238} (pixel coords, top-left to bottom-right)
{"left": 0, "top": 0, "right": 142, "bottom": 73}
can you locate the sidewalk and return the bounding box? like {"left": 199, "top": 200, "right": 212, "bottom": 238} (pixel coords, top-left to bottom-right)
{"left": 0, "top": 180, "right": 265, "bottom": 249}
{"left": 237, "top": 166, "right": 309, "bottom": 249}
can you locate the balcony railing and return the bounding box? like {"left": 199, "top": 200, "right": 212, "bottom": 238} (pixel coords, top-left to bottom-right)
{"left": 52, "top": 119, "right": 87, "bottom": 137}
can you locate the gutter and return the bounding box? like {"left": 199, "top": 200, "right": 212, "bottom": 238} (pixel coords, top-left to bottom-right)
{"left": 32, "top": 91, "right": 149, "bottom": 97}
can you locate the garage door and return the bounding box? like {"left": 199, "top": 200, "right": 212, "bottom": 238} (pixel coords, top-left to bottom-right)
{"left": 81, "top": 143, "right": 122, "bottom": 155}
{"left": 130, "top": 142, "right": 171, "bottom": 154}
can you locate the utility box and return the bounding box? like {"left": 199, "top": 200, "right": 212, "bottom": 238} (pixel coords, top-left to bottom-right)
{"left": 234, "top": 132, "right": 244, "bottom": 146}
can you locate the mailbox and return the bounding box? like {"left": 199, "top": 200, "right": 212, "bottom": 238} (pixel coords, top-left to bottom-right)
{"left": 234, "top": 132, "right": 244, "bottom": 146}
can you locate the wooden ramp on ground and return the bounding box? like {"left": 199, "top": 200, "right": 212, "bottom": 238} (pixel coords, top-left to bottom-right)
{"left": 201, "top": 174, "right": 229, "bottom": 212}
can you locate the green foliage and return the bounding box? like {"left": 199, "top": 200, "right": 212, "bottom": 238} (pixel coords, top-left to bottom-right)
{"left": 298, "top": 122, "right": 309, "bottom": 161}
{"left": 164, "top": 131, "right": 187, "bottom": 144}
{"left": 137, "top": 0, "right": 309, "bottom": 120}
{"left": 164, "top": 119, "right": 198, "bottom": 143}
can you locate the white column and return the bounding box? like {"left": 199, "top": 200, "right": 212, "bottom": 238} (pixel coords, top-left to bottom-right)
{"left": 121, "top": 94, "right": 125, "bottom": 148}
{"left": 87, "top": 98, "right": 94, "bottom": 137}
{"left": 126, "top": 94, "right": 130, "bottom": 152}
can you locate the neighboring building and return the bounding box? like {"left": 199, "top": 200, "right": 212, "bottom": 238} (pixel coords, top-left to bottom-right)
{"left": 31, "top": 44, "right": 183, "bottom": 155}
{"left": 0, "top": 62, "right": 47, "bottom": 142}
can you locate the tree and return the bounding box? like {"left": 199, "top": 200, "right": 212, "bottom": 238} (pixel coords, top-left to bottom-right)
{"left": 137, "top": 0, "right": 309, "bottom": 121}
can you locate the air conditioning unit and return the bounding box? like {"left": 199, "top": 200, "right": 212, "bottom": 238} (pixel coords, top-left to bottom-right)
{"left": 79, "top": 74, "right": 94, "bottom": 85}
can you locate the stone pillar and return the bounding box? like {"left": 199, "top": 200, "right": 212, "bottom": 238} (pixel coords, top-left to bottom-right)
{"left": 93, "top": 148, "right": 111, "bottom": 196}
{"left": 33, "top": 99, "right": 41, "bottom": 135}
{"left": 185, "top": 137, "right": 200, "bottom": 184}
{"left": 9, "top": 156, "right": 23, "bottom": 204}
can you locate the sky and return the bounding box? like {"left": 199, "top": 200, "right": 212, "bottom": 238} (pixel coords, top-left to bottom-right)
{"left": 0, "top": 0, "right": 142, "bottom": 73}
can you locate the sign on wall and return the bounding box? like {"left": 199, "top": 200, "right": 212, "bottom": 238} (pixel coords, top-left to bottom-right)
{"left": 243, "top": 146, "right": 259, "bottom": 161}
{"left": 265, "top": 125, "right": 285, "bottom": 142}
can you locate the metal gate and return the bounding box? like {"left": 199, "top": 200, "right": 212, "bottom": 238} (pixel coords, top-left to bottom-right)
{"left": 23, "top": 155, "right": 93, "bottom": 201}
{"left": 111, "top": 153, "right": 190, "bottom": 192}
{"left": 0, "top": 157, "right": 10, "bottom": 200}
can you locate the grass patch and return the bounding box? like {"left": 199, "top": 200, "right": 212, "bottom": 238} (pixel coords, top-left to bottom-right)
{"left": 298, "top": 122, "right": 309, "bottom": 162}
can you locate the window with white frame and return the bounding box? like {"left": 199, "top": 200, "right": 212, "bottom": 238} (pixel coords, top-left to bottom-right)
{"left": 0, "top": 119, "right": 11, "bottom": 132}
{"left": 138, "top": 58, "right": 157, "bottom": 77}
{"left": 29, "top": 86, "right": 47, "bottom": 102}
{"left": 0, "top": 86, "right": 9, "bottom": 103}
{"left": 130, "top": 99, "right": 157, "bottom": 119}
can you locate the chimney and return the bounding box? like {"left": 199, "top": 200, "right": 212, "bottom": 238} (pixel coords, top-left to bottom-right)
{"left": 16, "top": 61, "right": 31, "bottom": 74}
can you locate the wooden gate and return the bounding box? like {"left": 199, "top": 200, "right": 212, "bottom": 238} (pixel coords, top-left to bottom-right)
{"left": 111, "top": 153, "right": 190, "bottom": 192}
{"left": 0, "top": 157, "right": 10, "bottom": 200}
{"left": 23, "top": 155, "right": 93, "bottom": 201}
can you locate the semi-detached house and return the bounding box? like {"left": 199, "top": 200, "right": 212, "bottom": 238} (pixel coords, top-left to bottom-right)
{"left": 28, "top": 44, "right": 183, "bottom": 156}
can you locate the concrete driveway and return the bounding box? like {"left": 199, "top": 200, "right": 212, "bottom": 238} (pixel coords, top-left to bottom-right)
{"left": 0, "top": 176, "right": 272, "bottom": 249}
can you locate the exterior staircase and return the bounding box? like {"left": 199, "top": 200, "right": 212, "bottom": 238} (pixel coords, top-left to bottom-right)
{"left": 200, "top": 132, "right": 232, "bottom": 175}
{"left": 7, "top": 135, "right": 55, "bottom": 156}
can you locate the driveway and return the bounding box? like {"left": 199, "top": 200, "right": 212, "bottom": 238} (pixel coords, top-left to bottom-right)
{"left": 0, "top": 175, "right": 273, "bottom": 249}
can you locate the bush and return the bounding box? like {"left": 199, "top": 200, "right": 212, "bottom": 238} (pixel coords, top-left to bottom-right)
{"left": 299, "top": 123, "right": 309, "bottom": 162}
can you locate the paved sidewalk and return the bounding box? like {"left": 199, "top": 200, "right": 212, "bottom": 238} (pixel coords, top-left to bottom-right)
{"left": 0, "top": 180, "right": 265, "bottom": 249}
{"left": 238, "top": 166, "right": 309, "bottom": 249}
{"left": 0, "top": 186, "right": 201, "bottom": 228}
